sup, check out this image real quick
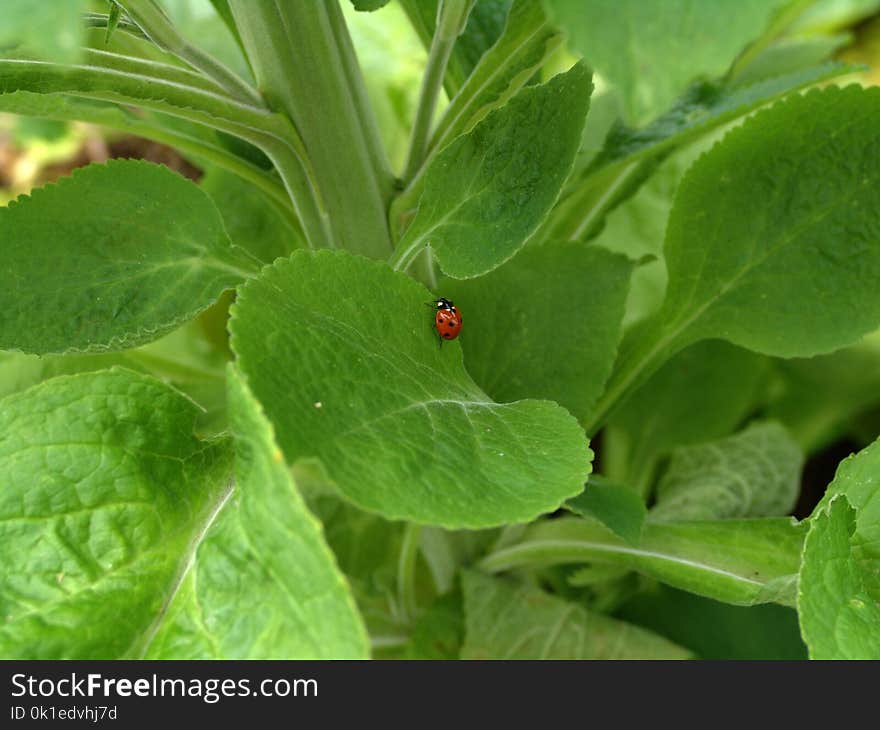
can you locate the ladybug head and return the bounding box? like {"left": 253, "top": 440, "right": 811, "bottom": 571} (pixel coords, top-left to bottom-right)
{"left": 435, "top": 297, "right": 455, "bottom": 310}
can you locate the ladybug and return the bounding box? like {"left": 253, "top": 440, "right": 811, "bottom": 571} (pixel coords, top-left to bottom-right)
{"left": 433, "top": 297, "right": 462, "bottom": 342}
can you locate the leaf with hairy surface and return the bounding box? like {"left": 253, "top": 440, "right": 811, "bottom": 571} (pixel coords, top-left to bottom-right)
{"left": 0, "top": 160, "right": 257, "bottom": 355}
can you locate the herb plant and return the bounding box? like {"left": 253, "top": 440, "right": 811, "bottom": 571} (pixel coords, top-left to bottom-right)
{"left": 1, "top": 0, "right": 879, "bottom": 660}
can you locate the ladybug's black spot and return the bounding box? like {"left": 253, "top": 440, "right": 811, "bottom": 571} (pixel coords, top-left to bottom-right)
{"left": 448, "top": 322, "right": 456, "bottom": 328}
{"left": 443, "top": 333, "right": 452, "bottom": 339}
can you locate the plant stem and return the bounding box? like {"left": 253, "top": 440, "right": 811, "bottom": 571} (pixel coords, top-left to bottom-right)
{"left": 402, "top": 0, "right": 473, "bottom": 183}
{"left": 116, "top": 0, "right": 264, "bottom": 107}
{"left": 0, "top": 57, "right": 328, "bottom": 247}
{"left": 228, "top": 0, "right": 394, "bottom": 257}
{"left": 397, "top": 523, "right": 422, "bottom": 624}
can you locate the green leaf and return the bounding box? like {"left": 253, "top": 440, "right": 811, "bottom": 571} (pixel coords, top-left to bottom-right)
{"left": 655, "top": 85, "right": 880, "bottom": 358}
{"left": 0, "top": 321, "right": 228, "bottom": 434}
{"left": 765, "top": 331, "right": 880, "bottom": 452}
{"left": 792, "top": 0, "right": 880, "bottom": 34}
{"left": 440, "top": 243, "right": 633, "bottom": 421}
{"left": 798, "top": 496, "right": 880, "bottom": 659}
{"left": 145, "top": 368, "right": 369, "bottom": 659}
{"left": 392, "top": 63, "right": 592, "bottom": 278}
{"left": 539, "top": 62, "right": 853, "bottom": 243}
{"left": 461, "top": 571, "right": 692, "bottom": 659}
{"left": 350, "top": 0, "right": 391, "bottom": 11}
{"left": 546, "top": 0, "right": 787, "bottom": 125}
{"left": 0, "top": 160, "right": 257, "bottom": 355}
{"left": 308, "top": 495, "right": 410, "bottom": 642}
{"left": 401, "top": 589, "right": 464, "bottom": 659}
{"left": 0, "top": 369, "right": 232, "bottom": 659}
{"left": 0, "top": 0, "right": 89, "bottom": 62}
{"left": 229, "top": 250, "right": 592, "bottom": 528}
{"left": 814, "top": 436, "right": 880, "bottom": 604}
{"left": 480, "top": 516, "right": 805, "bottom": 606}
{"left": 616, "top": 584, "right": 807, "bottom": 659}
{"left": 429, "top": 0, "right": 564, "bottom": 159}
{"left": 731, "top": 36, "right": 852, "bottom": 87}
{"left": 604, "top": 340, "right": 767, "bottom": 487}
{"left": 200, "top": 167, "right": 302, "bottom": 264}
{"left": 566, "top": 476, "right": 646, "bottom": 544}
{"left": 591, "top": 86, "right": 880, "bottom": 431}
{"left": 651, "top": 422, "right": 804, "bottom": 522}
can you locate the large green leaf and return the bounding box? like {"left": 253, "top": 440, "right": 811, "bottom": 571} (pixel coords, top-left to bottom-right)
{"left": 461, "top": 571, "right": 692, "bottom": 659}
{"left": 546, "top": 0, "right": 788, "bottom": 125}
{"left": 0, "top": 369, "right": 232, "bottom": 659}
{"left": 662, "top": 85, "right": 880, "bottom": 356}
{"left": 392, "top": 63, "right": 592, "bottom": 278}
{"left": 0, "top": 0, "right": 88, "bottom": 62}
{"left": 603, "top": 340, "right": 767, "bottom": 487}
{"left": 229, "top": 250, "right": 592, "bottom": 528}
{"left": 441, "top": 243, "right": 633, "bottom": 422}
{"left": 591, "top": 86, "right": 880, "bottom": 430}
{"left": 145, "top": 368, "right": 369, "bottom": 659}
{"left": 0, "top": 160, "right": 257, "bottom": 355}
{"left": 651, "top": 422, "right": 803, "bottom": 522}
{"left": 616, "top": 585, "right": 807, "bottom": 659}
{"left": 798, "top": 496, "right": 880, "bottom": 659}
{"left": 480, "top": 515, "right": 805, "bottom": 606}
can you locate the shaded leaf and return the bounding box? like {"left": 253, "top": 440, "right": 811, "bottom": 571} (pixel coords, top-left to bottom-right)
{"left": 201, "top": 167, "right": 302, "bottom": 264}
{"left": 441, "top": 242, "right": 633, "bottom": 421}
{"left": 652, "top": 422, "right": 803, "bottom": 522}
{"left": 566, "top": 476, "right": 646, "bottom": 544}
{"left": 616, "top": 584, "right": 807, "bottom": 659}
{"left": 461, "top": 571, "right": 692, "bottom": 659}
{"left": 604, "top": 340, "right": 767, "bottom": 487}
{"left": 0, "top": 0, "right": 89, "bottom": 62}
{"left": 765, "top": 331, "right": 880, "bottom": 452}
{"left": 547, "top": 0, "right": 788, "bottom": 124}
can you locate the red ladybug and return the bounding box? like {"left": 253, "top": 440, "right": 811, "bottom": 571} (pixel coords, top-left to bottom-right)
{"left": 433, "top": 297, "right": 462, "bottom": 342}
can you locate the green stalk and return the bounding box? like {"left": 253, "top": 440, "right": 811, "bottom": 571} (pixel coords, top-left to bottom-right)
{"left": 116, "top": 0, "right": 263, "bottom": 107}
{"left": 0, "top": 90, "right": 291, "bottom": 215}
{"left": 0, "top": 57, "right": 328, "bottom": 248}
{"left": 397, "top": 523, "right": 422, "bottom": 624}
{"left": 401, "top": 0, "right": 473, "bottom": 183}
{"left": 228, "top": 0, "right": 394, "bottom": 257}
